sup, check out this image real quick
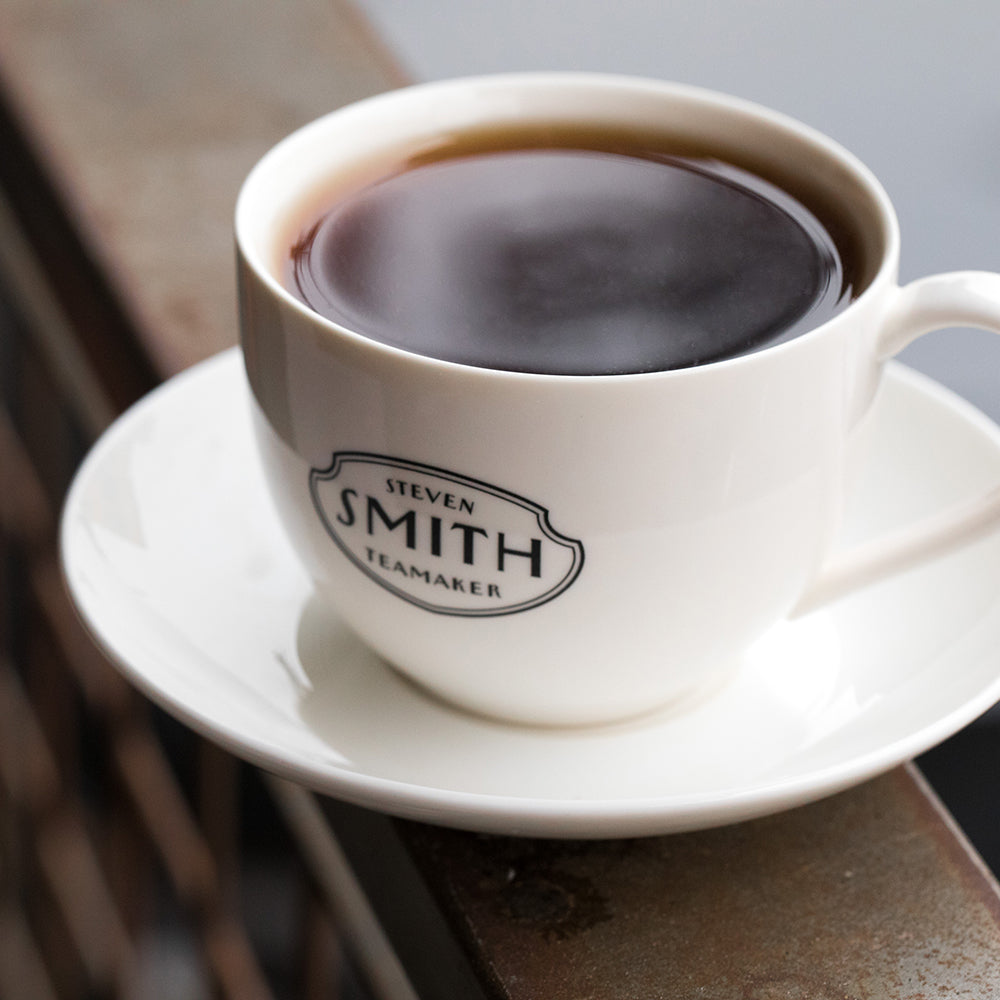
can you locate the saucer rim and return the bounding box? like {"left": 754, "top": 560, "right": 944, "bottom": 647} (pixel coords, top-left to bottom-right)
{"left": 60, "top": 349, "right": 1000, "bottom": 838}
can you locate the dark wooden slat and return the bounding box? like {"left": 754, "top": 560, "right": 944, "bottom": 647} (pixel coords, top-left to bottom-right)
{"left": 0, "top": 662, "right": 138, "bottom": 996}
{"left": 0, "top": 903, "right": 60, "bottom": 1000}
{"left": 0, "top": 334, "right": 278, "bottom": 999}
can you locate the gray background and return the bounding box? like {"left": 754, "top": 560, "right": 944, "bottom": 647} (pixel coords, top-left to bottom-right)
{"left": 358, "top": 0, "right": 1000, "bottom": 422}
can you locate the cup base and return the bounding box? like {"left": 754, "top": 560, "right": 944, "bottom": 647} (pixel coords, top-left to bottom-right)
{"left": 371, "top": 643, "right": 743, "bottom": 730}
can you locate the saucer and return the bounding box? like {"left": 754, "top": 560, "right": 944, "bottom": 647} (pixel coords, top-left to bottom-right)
{"left": 61, "top": 349, "right": 1000, "bottom": 838}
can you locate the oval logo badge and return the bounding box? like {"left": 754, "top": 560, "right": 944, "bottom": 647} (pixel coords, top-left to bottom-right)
{"left": 309, "top": 452, "right": 584, "bottom": 617}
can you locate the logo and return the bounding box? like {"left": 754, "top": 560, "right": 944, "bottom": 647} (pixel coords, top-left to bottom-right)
{"left": 309, "top": 452, "right": 584, "bottom": 616}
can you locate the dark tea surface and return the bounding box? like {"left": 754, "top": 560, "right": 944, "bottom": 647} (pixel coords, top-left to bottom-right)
{"left": 287, "top": 140, "right": 853, "bottom": 374}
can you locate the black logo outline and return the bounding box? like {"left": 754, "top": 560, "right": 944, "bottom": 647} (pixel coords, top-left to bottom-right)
{"left": 309, "top": 451, "right": 585, "bottom": 617}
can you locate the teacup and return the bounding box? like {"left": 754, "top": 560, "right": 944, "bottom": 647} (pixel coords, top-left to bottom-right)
{"left": 236, "top": 73, "right": 1000, "bottom": 725}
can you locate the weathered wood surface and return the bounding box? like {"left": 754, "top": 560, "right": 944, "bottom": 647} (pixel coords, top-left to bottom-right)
{"left": 0, "top": 0, "right": 405, "bottom": 376}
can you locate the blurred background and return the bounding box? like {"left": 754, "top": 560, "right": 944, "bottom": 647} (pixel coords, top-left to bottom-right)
{"left": 2, "top": 1, "right": 999, "bottom": 997}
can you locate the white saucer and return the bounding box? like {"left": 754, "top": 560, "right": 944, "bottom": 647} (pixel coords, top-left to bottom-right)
{"left": 61, "top": 349, "right": 1000, "bottom": 838}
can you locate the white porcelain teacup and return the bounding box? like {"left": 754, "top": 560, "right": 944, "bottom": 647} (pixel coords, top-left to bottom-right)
{"left": 236, "top": 73, "right": 1000, "bottom": 725}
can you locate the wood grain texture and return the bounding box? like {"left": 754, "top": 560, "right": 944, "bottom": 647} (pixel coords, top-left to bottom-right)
{"left": 0, "top": 0, "right": 406, "bottom": 375}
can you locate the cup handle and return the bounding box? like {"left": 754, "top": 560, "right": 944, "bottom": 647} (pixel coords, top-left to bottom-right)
{"left": 793, "top": 271, "right": 1000, "bottom": 616}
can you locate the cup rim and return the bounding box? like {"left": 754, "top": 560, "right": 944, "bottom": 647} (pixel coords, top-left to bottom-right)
{"left": 235, "top": 71, "right": 901, "bottom": 381}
